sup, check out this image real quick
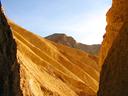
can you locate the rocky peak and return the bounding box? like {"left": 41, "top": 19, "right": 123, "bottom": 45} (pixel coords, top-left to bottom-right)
{"left": 45, "top": 33, "right": 77, "bottom": 48}
{"left": 45, "top": 33, "right": 100, "bottom": 55}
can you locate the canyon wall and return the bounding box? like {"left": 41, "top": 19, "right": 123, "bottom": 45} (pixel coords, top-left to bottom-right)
{"left": 98, "top": 0, "right": 128, "bottom": 96}
{"left": 99, "top": 0, "right": 128, "bottom": 67}
{"left": 0, "top": 2, "right": 22, "bottom": 96}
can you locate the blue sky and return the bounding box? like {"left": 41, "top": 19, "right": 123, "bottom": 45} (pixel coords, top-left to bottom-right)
{"left": 2, "top": 0, "right": 112, "bottom": 44}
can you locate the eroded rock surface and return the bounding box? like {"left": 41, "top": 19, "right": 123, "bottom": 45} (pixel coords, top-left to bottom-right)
{"left": 0, "top": 1, "right": 99, "bottom": 96}
{"left": 0, "top": 2, "right": 22, "bottom": 96}
{"left": 98, "top": 0, "right": 128, "bottom": 96}
{"left": 9, "top": 22, "right": 99, "bottom": 96}
{"left": 99, "top": 0, "right": 128, "bottom": 67}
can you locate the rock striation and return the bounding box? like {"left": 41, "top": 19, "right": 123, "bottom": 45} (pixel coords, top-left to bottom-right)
{"left": 0, "top": 1, "right": 99, "bottom": 96}
{"left": 98, "top": 0, "right": 128, "bottom": 96}
{"left": 0, "top": 2, "right": 22, "bottom": 96}
{"left": 8, "top": 21, "right": 99, "bottom": 96}
{"left": 46, "top": 33, "right": 100, "bottom": 55}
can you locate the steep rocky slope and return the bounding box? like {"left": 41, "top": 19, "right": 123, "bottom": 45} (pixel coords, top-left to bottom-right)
{"left": 0, "top": 2, "right": 99, "bottom": 95}
{"left": 98, "top": 0, "right": 128, "bottom": 96}
{"left": 6, "top": 20, "right": 99, "bottom": 96}
{"left": 99, "top": 0, "right": 128, "bottom": 67}
{"left": 0, "top": 3, "right": 22, "bottom": 96}
{"left": 46, "top": 33, "right": 100, "bottom": 55}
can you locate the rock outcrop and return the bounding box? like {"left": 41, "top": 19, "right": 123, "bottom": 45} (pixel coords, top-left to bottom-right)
{"left": 98, "top": 0, "right": 128, "bottom": 96}
{"left": 46, "top": 34, "right": 77, "bottom": 48}
{"left": 45, "top": 33, "right": 100, "bottom": 55}
{"left": 99, "top": 0, "right": 128, "bottom": 67}
{"left": 0, "top": 2, "right": 22, "bottom": 96}
{"left": 8, "top": 21, "right": 100, "bottom": 96}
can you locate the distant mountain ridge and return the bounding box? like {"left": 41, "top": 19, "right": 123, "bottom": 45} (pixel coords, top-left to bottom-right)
{"left": 45, "top": 33, "right": 100, "bottom": 55}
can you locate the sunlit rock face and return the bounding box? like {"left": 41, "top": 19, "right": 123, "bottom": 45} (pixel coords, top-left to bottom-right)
{"left": 0, "top": 1, "right": 99, "bottom": 95}
{"left": 98, "top": 0, "right": 128, "bottom": 96}
{"left": 9, "top": 21, "right": 99, "bottom": 96}
{"left": 99, "top": 0, "right": 128, "bottom": 67}
{"left": 0, "top": 2, "right": 22, "bottom": 96}
{"left": 0, "top": 7, "right": 99, "bottom": 96}
{"left": 1, "top": 11, "right": 99, "bottom": 96}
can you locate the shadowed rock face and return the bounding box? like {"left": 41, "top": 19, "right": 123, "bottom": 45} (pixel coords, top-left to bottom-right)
{"left": 98, "top": 0, "right": 128, "bottom": 96}
{"left": 45, "top": 33, "right": 100, "bottom": 55}
{"left": 46, "top": 34, "right": 77, "bottom": 48}
{"left": 0, "top": 2, "right": 22, "bottom": 96}
{"left": 98, "top": 23, "right": 128, "bottom": 96}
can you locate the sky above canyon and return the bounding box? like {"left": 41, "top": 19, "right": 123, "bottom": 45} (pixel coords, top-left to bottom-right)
{"left": 2, "top": 0, "right": 112, "bottom": 44}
